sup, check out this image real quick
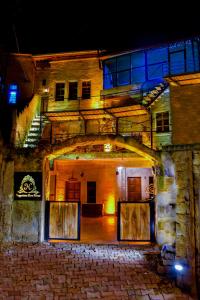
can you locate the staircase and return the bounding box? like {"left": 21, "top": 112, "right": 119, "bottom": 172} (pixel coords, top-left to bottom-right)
{"left": 141, "top": 81, "right": 168, "bottom": 106}
{"left": 23, "top": 115, "right": 48, "bottom": 148}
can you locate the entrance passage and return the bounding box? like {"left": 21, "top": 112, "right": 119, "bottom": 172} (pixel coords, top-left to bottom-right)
{"left": 81, "top": 216, "right": 117, "bottom": 243}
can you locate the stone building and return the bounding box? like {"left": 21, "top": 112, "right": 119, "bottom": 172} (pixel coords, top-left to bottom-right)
{"left": 0, "top": 37, "right": 200, "bottom": 297}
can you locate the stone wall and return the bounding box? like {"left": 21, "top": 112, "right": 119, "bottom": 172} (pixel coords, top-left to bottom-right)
{"left": 6, "top": 54, "right": 35, "bottom": 102}
{"left": 0, "top": 149, "right": 14, "bottom": 242}
{"left": 158, "top": 145, "right": 200, "bottom": 298}
{"left": 170, "top": 84, "right": 200, "bottom": 144}
{"left": 193, "top": 150, "right": 200, "bottom": 293}
{"left": 156, "top": 152, "right": 176, "bottom": 246}
{"left": 15, "top": 94, "right": 41, "bottom": 147}
{"left": 35, "top": 57, "right": 102, "bottom": 111}
{"left": 12, "top": 152, "right": 43, "bottom": 242}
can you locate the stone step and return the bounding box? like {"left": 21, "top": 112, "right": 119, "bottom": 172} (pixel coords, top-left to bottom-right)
{"left": 23, "top": 143, "right": 37, "bottom": 148}
{"left": 27, "top": 132, "right": 39, "bottom": 137}
{"left": 25, "top": 137, "right": 38, "bottom": 142}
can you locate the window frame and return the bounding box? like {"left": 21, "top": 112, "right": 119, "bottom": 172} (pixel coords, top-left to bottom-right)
{"left": 156, "top": 111, "right": 170, "bottom": 133}
{"left": 55, "top": 82, "right": 65, "bottom": 101}
{"left": 82, "top": 80, "right": 91, "bottom": 100}
{"left": 68, "top": 81, "right": 78, "bottom": 100}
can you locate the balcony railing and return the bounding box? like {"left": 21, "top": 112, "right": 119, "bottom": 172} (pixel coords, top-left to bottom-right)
{"left": 38, "top": 130, "right": 149, "bottom": 147}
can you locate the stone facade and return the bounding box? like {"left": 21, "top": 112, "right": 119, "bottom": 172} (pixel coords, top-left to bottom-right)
{"left": 151, "top": 88, "right": 172, "bottom": 150}
{"left": 1, "top": 46, "right": 200, "bottom": 299}
{"left": 156, "top": 145, "right": 200, "bottom": 297}
{"left": 0, "top": 149, "right": 14, "bottom": 242}
{"left": 170, "top": 84, "right": 200, "bottom": 144}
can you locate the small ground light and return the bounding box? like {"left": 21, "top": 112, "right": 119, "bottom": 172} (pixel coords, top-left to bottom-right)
{"left": 174, "top": 263, "right": 184, "bottom": 271}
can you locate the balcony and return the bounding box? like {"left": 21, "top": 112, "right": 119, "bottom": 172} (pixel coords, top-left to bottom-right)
{"left": 100, "top": 84, "right": 142, "bottom": 108}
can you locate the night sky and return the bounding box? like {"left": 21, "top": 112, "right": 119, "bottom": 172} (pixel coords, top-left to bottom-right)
{"left": 0, "top": 0, "right": 200, "bottom": 54}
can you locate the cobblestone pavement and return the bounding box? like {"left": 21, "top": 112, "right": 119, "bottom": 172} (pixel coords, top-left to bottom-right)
{"left": 0, "top": 243, "right": 194, "bottom": 300}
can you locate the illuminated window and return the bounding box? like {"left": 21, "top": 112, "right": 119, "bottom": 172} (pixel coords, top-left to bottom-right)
{"left": 8, "top": 84, "right": 18, "bottom": 104}
{"left": 156, "top": 112, "right": 169, "bottom": 132}
{"left": 82, "top": 81, "right": 91, "bottom": 99}
{"left": 68, "top": 81, "right": 78, "bottom": 100}
{"left": 55, "top": 83, "right": 65, "bottom": 101}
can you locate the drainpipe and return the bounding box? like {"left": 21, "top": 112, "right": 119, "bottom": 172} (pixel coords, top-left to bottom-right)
{"left": 150, "top": 108, "right": 153, "bottom": 149}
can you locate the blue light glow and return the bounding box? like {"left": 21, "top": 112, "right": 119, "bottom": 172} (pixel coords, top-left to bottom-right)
{"left": 174, "top": 263, "right": 184, "bottom": 271}
{"left": 8, "top": 84, "right": 18, "bottom": 104}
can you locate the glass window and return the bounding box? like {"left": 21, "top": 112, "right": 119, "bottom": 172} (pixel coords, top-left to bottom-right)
{"left": 131, "top": 67, "right": 145, "bottom": 83}
{"left": 8, "top": 84, "right": 18, "bottom": 104}
{"left": 103, "top": 58, "right": 116, "bottom": 74}
{"left": 131, "top": 51, "right": 145, "bottom": 68}
{"left": 55, "top": 83, "right": 65, "bottom": 101}
{"left": 147, "top": 48, "right": 168, "bottom": 65}
{"left": 156, "top": 112, "right": 169, "bottom": 133}
{"left": 68, "top": 82, "right": 78, "bottom": 100}
{"left": 82, "top": 81, "right": 91, "bottom": 99}
{"left": 170, "top": 51, "right": 185, "bottom": 75}
{"left": 117, "top": 70, "right": 131, "bottom": 86}
{"left": 117, "top": 55, "right": 130, "bottom": 71}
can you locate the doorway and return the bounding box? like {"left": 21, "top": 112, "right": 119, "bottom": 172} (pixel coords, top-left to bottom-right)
{"left": 127, "top": 177, "right": 141, "bottom": 201}
{"left": 87, "top": 181, "right": 96, "bottom": 203}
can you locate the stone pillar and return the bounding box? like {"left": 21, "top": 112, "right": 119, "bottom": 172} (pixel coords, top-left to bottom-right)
{"left": 156, "top": 152, "right": 176, "bottom": 246}
{"left": 172, "top": 150, "right": 197, "bottom": 296}
{"left": 0, "top": 151, "right": 14, "bottom": 242}
{"left": 12, "top": 153, "right": 43, "bottom": 242}
{"left": 192, "top": 151, "right": 200, "bottom": 297}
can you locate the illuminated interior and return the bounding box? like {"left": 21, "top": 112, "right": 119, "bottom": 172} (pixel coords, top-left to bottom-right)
{"left": 45, "top": 155, "right": 154, "bottom": 243}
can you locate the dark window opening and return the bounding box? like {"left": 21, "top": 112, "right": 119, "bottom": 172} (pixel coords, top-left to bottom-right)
{"left": 55, "top": 83, "right": 65, "bottom": 101}
{"left": 87, "top": 181, "right": 96, "bottom": 203}
{"left": 82, "top": 81, "right": 91, "bottom": 99}
{"left": 156, "top": 112, "right": 169, "bottom": 132}
{"left": 69, "top": 82, "right": 78, "bottom": 100}
{"left": 42, "top": 79, "right": 46, "bottom": 86}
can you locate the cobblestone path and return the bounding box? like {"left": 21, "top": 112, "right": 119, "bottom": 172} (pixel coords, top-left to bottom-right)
{"left": 0, "top": 243, "right": 194, "bottom": 300}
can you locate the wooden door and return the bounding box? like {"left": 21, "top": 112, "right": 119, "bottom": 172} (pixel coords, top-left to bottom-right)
{"left": 65, "top": 181, "right": 80, "bottom": 201}
{"left": 127, "top": 177, "right": 141, "bottom": 201}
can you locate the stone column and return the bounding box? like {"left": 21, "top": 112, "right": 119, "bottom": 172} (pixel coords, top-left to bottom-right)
{"left": 192, "top": 151, "right": 200, "bottom": 297}
{"left": 0, "top": 150, "right": 14, "bottom": 242}
{"left": 156, "top": 152, "right": 176, "bottom": 246}
{"left": 12, "top": 153, "right": 43, "bottom": 242}
{"left": 172, "top": 150, "right": 197, "bottom": 296}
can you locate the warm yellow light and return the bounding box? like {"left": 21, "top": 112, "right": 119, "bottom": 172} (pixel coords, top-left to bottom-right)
{"left": 105, "top": 195, "right": 115, "bottom": 214}
{"left": 57, "top": 193, "right": 64, "bottom": 201}
{"left": 104, "top": 143, "right": 112, "bottom": 152}
{"left": 106, "top": 216, "right": 115, "bottom": 225}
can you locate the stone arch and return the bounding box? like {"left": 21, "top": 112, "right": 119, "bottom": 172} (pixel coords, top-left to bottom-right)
{"left": 44, "top": 134, "right": 160, "bottom": 162}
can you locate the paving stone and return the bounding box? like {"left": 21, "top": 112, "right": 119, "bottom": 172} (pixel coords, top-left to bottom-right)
{"left": 0, "top": 242, "right": 193, "bottom": 299}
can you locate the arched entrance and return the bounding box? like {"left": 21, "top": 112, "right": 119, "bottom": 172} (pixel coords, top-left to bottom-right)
{"left": 42, "top": 135, "right": 159, "bottom": 243}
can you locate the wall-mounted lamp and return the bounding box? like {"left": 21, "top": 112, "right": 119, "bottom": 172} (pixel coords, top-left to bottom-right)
{"left": 174, "top": 263, "right": 184, "bottom": 272}
{"left": 43, "top": 87, "right": 49, "bottom": 93}
{"left": 104, "top": 143, "right": 112, "bottom": 152}
{"left": 174, "top": 259, "right": 189, "bottom": 273}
